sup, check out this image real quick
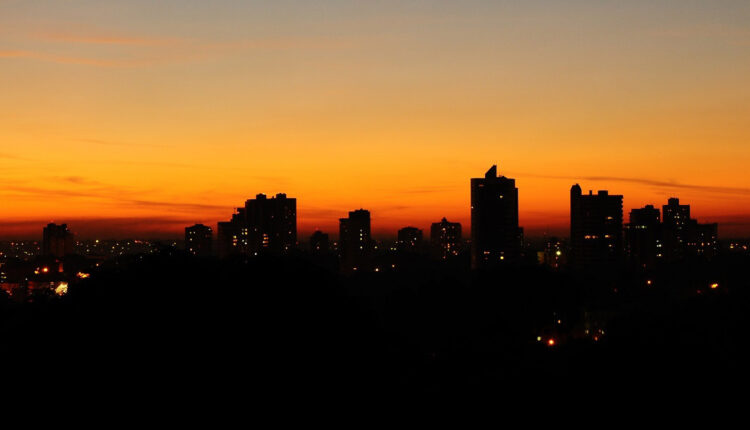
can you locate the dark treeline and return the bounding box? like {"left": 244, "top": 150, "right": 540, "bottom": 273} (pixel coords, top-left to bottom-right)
{"left": 1, "top": 250, "right": 749, "bottom": 399}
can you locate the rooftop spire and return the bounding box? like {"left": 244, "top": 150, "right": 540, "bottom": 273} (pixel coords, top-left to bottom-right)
{"left": 485, "top": 165, "right": 497, "bottom": 179}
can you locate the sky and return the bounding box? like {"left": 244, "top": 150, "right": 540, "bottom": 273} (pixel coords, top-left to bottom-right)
{"left": 1, "top": 0, "right": 749, "bottom": 239}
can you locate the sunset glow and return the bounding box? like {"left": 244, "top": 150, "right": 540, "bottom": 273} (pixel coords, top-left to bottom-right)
{"left": 2, "top": 1, "right": 749, "bottom": 239}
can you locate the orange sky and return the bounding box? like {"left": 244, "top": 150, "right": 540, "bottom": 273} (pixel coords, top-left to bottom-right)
{"left": 1, "top": 1, "right": 749, "bottom": 239}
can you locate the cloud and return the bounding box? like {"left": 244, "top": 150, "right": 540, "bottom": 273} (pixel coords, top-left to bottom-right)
{"left": 0, "top": 49, "right": 151, "bottom": 67}
{"left": 35, "top": 31, "right": 175, "bottom": 47}
{"left": 125, "top": 199, "right": 227, "bottom": 212}
{"left": 510, "top": 172, "right": 750, "bottom": 197}
{"left": 0, "top": 180, "right": 229, "bottom": 215}
{"left": 0, "top": 152, "right": 22, "bottom": 160}
{"left": 400, "top": 185, "right": 459, "bottom": 194}
{"left": 74, "top": 138, "right": 169, "bottom": 149}
{"left": 2, "top": 28, "right": 353, "bottom": 68}
{"left": 61, "top": 176, "right": 99, "bottom": 185}
{"left": 581, "top": 176, "right": 750, "bottom": 196}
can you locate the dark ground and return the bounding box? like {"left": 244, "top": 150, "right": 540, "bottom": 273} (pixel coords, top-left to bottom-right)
{"left": 2, "top": 251, "right": 749, "bottom": 404}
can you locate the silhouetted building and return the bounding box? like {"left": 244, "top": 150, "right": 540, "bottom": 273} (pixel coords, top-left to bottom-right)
{"left": 185, "top": 224, "right": 213, "bottom": 257}
{"left": 688, "top": 221, "right": 718, "bottom": 258}
{"left": 570, "top": 185, "right": 623, "bottom": 268}
{"left": 310, "top": 230, "right": 330, "bottom": 254}
{"left": 216, "top": 193, "right": 297, "bottom": 258}
{"left": 661, "top": 198, "right": 718, "bottom": 259}
{"left": 430, "top": 218, "right": 462, "bottom": 260}
{"left": 396, "top": 227, "right": 423, "bottom": 252}
{"left": 625, "top": 205, "right": 662, "bottom": 267}
{"left": 662, "top": 198, "right": 691, "bottom": 260}
{"left": 470, "top": 165, "right": 520, "bottom": 269}
{"left": 339, "top": 209, "right": 372, "bottom": 272}
{"left": 42, "top": 223, "right": 73, "bottom": 258}
{"left": 217, "top": 217, "right": 243, "bottom": 258}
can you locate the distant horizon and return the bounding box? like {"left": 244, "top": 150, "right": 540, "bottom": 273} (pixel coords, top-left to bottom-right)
{"left": 0, "top": 180, "right": 744, "bottom": 241}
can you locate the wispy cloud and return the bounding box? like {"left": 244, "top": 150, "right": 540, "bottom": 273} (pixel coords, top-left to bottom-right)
{"left": 61, "top": 176, "right": 99, "bottom": 186}
{"left": 0, "top": 49, "right": 151, "bottom": 67}
{"left": 0, "top": 152, "right": 23, "bottom": 160}
{"left": 35, "top": 31, "right": 176, "bottom": 47}
{"left": 2, "top": 27, "right": 353, "bottom": 68}
{"left": 510, "top": 172, "right": 750, "bottom": 197}
{"left": 0, "top": 179, "right": 229, "bottom": 215}
{"left": 399, "top": 185, "right": 459, "bottom": 195}
{"left": 74, "top": 138, "right": 169, "bottom": 148}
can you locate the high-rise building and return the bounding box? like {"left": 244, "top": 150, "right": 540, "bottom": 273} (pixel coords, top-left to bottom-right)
{"left": 396, "top": 227, "right": 423, "bottom": 252}
{"left": 339, "top": 209, "right": 372, "bottom": 272}
{"left": 688, "top": 221, "right": 718, "bottom": 258}
{"left": 662, "top": 198, "right": 718, "bottom": 260}
{"left": 216, "top": 193, "right": 297, "bottom": 258}
{"left": 470, "top": 165, "right": 520, "bottom": 269}
{"left": 430, "top": 218, "right": 462, "bottom": 260}
{"left": 310, "top": 230, "right": 330, "bottom": 254}
{"left": 570, "top": 185, "right": 623, "bottom": 268}
{"left": 185, "top": 224, "right": 213, "bottom": 257}
{"left": 625, "top": 205, "right": 662, "bottom": 267}
{"left": 42, "top": 223, "right": 73, "bottom": 258}
{"left": 662, "top": 197, "right": 691, "bottom": 260}
{"left": 217, "top": 211, "right": 245, "bottom": 259}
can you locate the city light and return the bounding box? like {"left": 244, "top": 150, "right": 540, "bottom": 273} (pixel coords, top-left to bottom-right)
{"left": 55, "top": 282, "right": 68, "bottom": 296}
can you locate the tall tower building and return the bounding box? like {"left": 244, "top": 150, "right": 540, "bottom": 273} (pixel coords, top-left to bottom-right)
{"left": 470, "top": 165, "right": 520, "bottom": 269}
{"left": 430, "top": 218, "right": 462, "bottom": 260}
{"left": 662, "top": 197, "right": 691, "bottom": 260}
{"left": 185, "top": 224, "right": 213, "bottom": 257}
{"left": 216, "top": 193, "right": 297, "bottom": 257}
{"left": 625, "top": 205, "right": 662, "bottom": 267}
{"left": 339, "top": 209, "right": 372, "bottom": 272}
{"left": 662, "top": 197, "right": 718, "bottom": 260}
{"left": 570, "top": 185, "right": 623, "bottom": 268}
{"left": 42, "top": 223, "right": 73, "bottom": 258}
{"left": 245, "top": 193, "right": 297, "bottom": 255}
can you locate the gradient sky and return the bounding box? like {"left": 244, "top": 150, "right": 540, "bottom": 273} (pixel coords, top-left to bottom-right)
{"left": 1, "top": 0, "right": 749, "bottom": 239}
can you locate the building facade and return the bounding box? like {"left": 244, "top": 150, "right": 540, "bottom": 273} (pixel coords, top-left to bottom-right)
{"left": 339, "top": 209, "right": 372, "bottom": 272}
{"left": 430, "top": 218, "right": 462, "bottom": 260}
{"left": 570, "top": 185, "right": 623, "bottom": 268}
{"left": 185, "top": 224, "right": 213, "bottom": 257}
{"left": 396, "top": 227, "right": 423, "bottom": 252}
{"left": 309, "top": 230, "right": 330, "bottom": 254}
{"left": 625, "top": 205, "right": 662, "bottom": 267}
{"left": 470, "top": 165, "right": 520, "bottom": 269}
{"left": 662, "top": 198, "right": 718, "bottom": 260}
{"left": 42, "top": 223, "right": 73, "bottom": 258}
{"left": 216, "top": 193, "right": 297, "bottom": 258}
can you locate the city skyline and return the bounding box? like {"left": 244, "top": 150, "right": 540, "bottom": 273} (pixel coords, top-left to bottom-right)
{"left": 1, "top": 173, "right": 725, "bottom": 246}
{"left": 1, "top": 1, "right": 748, "bottom": 397}
{"left": 2, "top": 1, "right": 749, "bottom": 239}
